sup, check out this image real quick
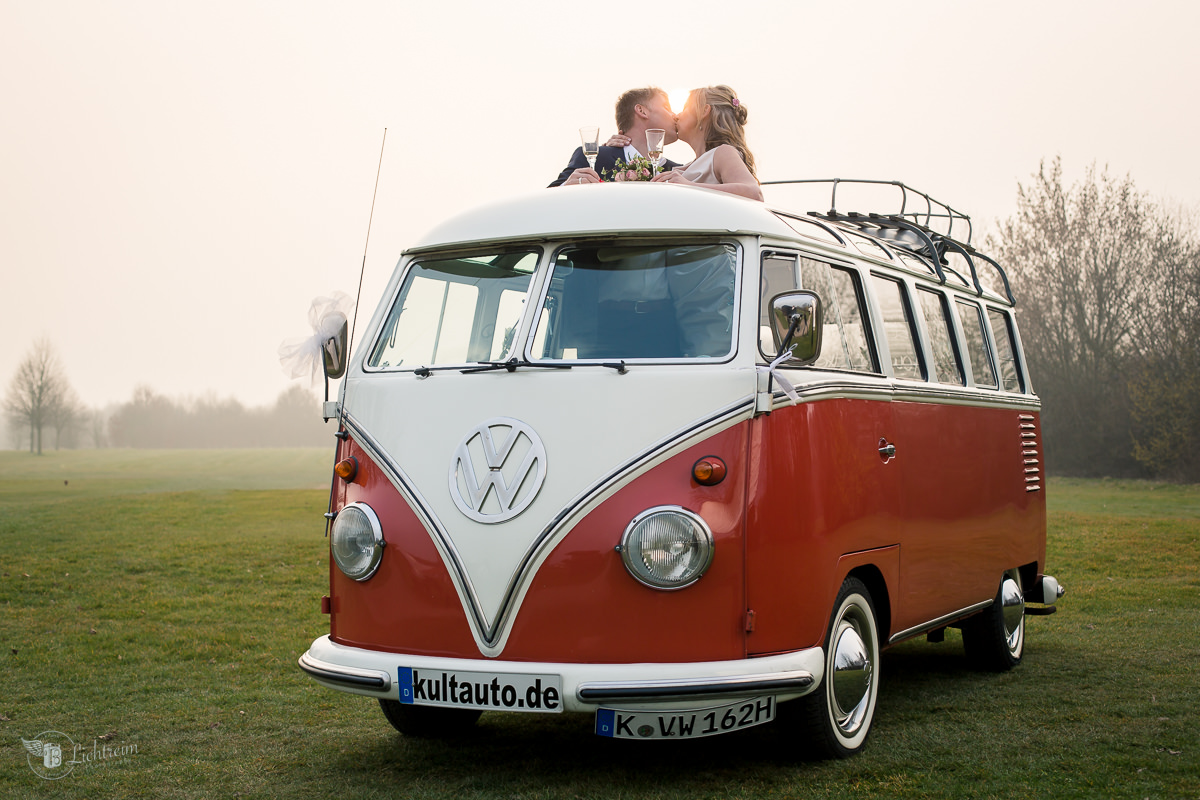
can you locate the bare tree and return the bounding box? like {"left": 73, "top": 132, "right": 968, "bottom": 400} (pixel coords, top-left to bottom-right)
{"left": 3, "top": 338, "right": 70, "bottom": 455}
{"left": 88, "top": 407, "right": 111, "bottom": 449}
{"left": 990, "top": 158, "right": 1200, "bottom": 477}
{"left": 6, "top": 420, "right": 29, "bottom": 450}
{"left": 1125, "top": 215, "right": 1200, "bottom": 480}
{"left": 47, "top": 385, "right": 85, "bottom": 449}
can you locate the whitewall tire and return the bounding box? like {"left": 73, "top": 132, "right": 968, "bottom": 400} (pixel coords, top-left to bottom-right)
{"left": 792, "top": 577, "right": 880, "bottom": 759}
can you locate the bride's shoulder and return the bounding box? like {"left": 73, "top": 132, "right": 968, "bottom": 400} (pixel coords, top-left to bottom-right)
{"left": 710, "top": 143, "right": 745, "bottom": 166}
{"left": 710, "top": 143, "right": 741, "bottom": 161}
{"left": 691, "top": 145, "right": 732, "bottom": 165}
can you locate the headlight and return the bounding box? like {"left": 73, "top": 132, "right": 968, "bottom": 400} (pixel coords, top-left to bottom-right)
{"left": 620, "top": 506, "right": 714, "bottom": 590}
{"left": 330, "top": 502, "right": 385, "bottom": 581}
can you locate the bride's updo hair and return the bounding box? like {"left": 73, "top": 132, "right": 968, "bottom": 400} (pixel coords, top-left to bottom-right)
{"left": 695, "top": 85, "right": 756, "bottom": 178}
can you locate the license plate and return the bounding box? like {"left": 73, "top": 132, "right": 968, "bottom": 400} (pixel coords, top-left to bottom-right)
{"left": 595, "top": 696, "right": 776, "bottom": 739}
{"left": 397, "top": 667, "right": 563, "bottom": 713}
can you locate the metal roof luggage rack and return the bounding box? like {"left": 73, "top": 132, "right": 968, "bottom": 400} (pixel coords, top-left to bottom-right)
{"left": 761, "top": 179, "right": 1015, "bottom": 304}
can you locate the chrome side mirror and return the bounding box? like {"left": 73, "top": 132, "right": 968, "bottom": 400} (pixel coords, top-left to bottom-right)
{"left": 322, "top": 320, "right": 349, "bottom": 380}
{"left": 769, "top": 291, "right": 822, "bottom": 365}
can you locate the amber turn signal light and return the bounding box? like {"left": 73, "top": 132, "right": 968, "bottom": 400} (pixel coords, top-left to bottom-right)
{"left": 692, "top": 456, "right": 727, "bottom": 486}
{"left": 334, "top": 457, "right": 358, "bottom": 483}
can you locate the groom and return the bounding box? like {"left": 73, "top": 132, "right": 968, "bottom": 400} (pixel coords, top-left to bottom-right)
{"left": 549, "top": 87, "right": 683, "bottom": 186}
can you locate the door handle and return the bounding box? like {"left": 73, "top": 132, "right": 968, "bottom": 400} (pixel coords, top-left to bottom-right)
{"left": 878, "top": 439, "right": 896, "bottom": 461}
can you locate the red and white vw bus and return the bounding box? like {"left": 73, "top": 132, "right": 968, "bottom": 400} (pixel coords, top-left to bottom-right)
{"left": 299, "top": 180, "right": 1062, "bottom": 757}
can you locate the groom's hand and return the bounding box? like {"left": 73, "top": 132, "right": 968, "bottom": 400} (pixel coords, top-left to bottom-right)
{"left": 561, "top": 167, "right": 602, "bottom": 185}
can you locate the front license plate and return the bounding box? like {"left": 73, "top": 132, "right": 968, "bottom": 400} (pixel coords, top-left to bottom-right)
{"left": 595, "top": 696, "right": 776, "bottom": 739}
{"left": 397, "top": 667, "right": 563, "bottom": 713}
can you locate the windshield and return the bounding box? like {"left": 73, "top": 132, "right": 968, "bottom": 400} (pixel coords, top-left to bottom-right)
{"left": 529, "top": 243, "right": 738, "bottom": 361}
{"left": 367, "top": 250, "right": 539, "bottom": 370}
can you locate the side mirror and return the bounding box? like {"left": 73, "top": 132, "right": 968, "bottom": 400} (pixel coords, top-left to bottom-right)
{"left": 769, "top": 291, "right": 822, "bottom": 365}
{"left": 322, "top": 320, "right": 349, "bottom": 380}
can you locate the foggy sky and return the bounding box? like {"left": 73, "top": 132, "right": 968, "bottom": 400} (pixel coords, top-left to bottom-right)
{"left": 3, "top": 0, "right": 1198, "bottom": 409}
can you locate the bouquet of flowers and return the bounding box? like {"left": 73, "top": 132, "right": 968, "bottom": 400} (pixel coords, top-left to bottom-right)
{"left": 606, "top": 155, "right": 655, "bottom": 182}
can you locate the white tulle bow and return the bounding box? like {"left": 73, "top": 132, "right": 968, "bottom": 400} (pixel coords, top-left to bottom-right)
{"left": 278, "top": 292, "right": 355, "bottom": 385}
{"left": 756, "top": 351, "right": 800, "bottom": 403}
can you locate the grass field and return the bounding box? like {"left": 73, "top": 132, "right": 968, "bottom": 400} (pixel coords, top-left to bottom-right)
{"left": 1, "top": 450, "right": 1197, "bottom": 799}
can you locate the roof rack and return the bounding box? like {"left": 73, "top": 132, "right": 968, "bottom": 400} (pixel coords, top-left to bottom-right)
{"left": 760, "top": 179, "right": 974, "bottom": 242}
{"left": 761, "top": 179, "right": 1015, "bottom": 305}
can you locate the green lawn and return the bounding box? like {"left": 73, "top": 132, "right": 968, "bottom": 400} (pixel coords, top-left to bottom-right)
{"left": 0, "top": 448, "right": 331, "bottom": 498}
{"left": 1, "top": 451, "right": 1197, "bottom": 799}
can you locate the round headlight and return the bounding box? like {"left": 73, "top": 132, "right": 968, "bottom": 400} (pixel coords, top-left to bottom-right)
{"left": 620, "top": 506, "right": 714, "bottom": 590}
{"left": 330, "top": 503, "right": 384, "bottom": 581}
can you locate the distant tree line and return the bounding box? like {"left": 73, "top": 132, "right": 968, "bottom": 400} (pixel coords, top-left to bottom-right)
{"left": 106, "top": 384, "right": 332, "bottom": 448}
{"left": 4, "top": 341, "right": 333, "bottom": 451}
{"left": 990, "top": 158, "right": 1200, "bottom": 481}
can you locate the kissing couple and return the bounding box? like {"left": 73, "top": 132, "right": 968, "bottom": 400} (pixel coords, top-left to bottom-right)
{"left": 550, "top": 85, "right": 763, "bottom": 201}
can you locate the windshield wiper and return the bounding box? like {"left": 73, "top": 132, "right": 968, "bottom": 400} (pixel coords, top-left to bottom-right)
{"left": 579, "top": 360, "right": 628, "bottom": 374}
{"left": 461, "top": 357, "right": 571, "bottom": 374}
{"left": 461, "top": 358, "right": 629, "bottom": 375}
{"left": 531, "top": 359, "right": 628, "bottom": 373}
{"left": 412, "top": 365, "right": 467, "bottom": 377}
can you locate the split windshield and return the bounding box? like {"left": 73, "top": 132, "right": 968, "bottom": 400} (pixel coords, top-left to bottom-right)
{"left": 367, "top": 250, "right": 538, "bottom": 370}
{"left": 529, "top": 243, "right": 737, "bottom": 361}
{"left": 367, "top": 243, "right": 738, "bottom": 371}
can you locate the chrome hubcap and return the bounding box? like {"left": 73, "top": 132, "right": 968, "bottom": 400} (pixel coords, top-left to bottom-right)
{"left": 830, "top": 618, "right": 873, "bottom": 735}
{"left": 1000, "top": 576, "right": 1024, "bottom": 655}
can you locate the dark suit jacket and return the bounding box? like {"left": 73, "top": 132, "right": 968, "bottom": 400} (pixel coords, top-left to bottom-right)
{"left": 549, "top": 146, "right": 682, "bottom": 187}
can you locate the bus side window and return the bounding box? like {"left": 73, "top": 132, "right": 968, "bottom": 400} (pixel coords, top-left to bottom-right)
{"left": 955, "top": 299, "right": 998, "bottom": 389}
{"left": 870, "top": 274, "right": 924, "bottom": 380}
{"left": 759, "top": 254, "right": 799, "bottom": 356}
{"left": 917, "top": 288, "right": 964, "bottom": 385}
{"left": 801, "top": 258, "right": 877, "bottom": 372}
{"left": 986, "top": 308, "right": 1024, "bottom": 392}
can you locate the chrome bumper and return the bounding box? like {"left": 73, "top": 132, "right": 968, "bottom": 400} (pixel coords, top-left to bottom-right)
{"left": 1026, "top": 574, "right": 1065, "bottom": 604}
{"left": 299, "top": 635, "right": 823, "bottom": 712}
{"left": 1023, "top": 573, "right": 1064, "bottom": 616}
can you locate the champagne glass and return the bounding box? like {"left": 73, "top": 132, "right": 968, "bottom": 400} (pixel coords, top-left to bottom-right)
{"left": 579, "top": 126, "right": 600, "bottom": 170}
{"left": 646, "top": 128, "right": 666, "bottom": 176}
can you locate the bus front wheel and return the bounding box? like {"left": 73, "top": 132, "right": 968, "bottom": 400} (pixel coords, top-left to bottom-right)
{"left": 378, "top": 699, "right": 481, "bottom": 737}
{"left": 791, "top": 577, "right": 880, "bottom": 759}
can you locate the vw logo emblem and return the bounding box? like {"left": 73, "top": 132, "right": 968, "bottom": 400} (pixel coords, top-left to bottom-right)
{"left": 449, "top": 417, "right": 547, "bottom": 524}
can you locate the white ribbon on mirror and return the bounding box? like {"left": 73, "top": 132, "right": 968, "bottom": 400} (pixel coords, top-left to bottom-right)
{"left": 278, "top": 292, "right": 356, "bottom": 385}
{"left": 756, "top": 351, "right": 800, "bottom": 402}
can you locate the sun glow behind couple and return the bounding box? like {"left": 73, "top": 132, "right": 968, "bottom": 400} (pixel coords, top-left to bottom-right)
{"left": 667, "top": 89, "right": 690, "bottom": 119}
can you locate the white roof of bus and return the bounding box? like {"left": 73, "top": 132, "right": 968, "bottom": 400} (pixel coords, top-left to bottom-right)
{"left": 406, "top": 183, "right": 798, "bottom": 251}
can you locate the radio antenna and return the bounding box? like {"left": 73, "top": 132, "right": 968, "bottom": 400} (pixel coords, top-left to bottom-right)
{"left": 347, "top": 128, "right": 387, "bottom": 362}
{"left": 324, "top": 129, "right": 386, "bottom": 534}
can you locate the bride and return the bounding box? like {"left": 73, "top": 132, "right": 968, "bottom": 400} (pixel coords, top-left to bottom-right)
{"left": 652, "top": 85, "right": 763, "bottom": 201}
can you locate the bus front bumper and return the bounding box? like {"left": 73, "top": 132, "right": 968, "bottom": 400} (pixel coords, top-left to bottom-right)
{"left": 299, "top": 635, "right": 823, "bottom": 713}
